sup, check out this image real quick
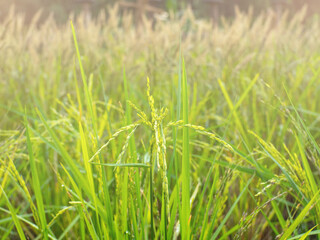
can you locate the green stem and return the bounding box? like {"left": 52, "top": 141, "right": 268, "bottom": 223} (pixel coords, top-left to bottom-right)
{"left": 150, "top": 144, "right": 154, "bottom": 239}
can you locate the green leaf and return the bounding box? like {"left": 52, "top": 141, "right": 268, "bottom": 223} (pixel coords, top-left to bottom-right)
{"left": 25, "top": 112, "right": 48, "bottom": 239}
{"left": 181, "top": 58, "right": 190, "bottom": 240}
{"left": 90, "top": 162, "right": 151, "bottom": 168}
{"left": 211, "top": 176, "right": 254, "bottom": 240}
{"left": 0, "top": 187, "right": 26, "bottom": 240}
{"left": 280, "top": 190, "right": 320, "bottom": 240}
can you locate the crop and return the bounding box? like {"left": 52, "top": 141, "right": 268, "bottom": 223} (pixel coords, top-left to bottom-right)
{"left": 1, "top": 5, "right": 320, "bottom": 239}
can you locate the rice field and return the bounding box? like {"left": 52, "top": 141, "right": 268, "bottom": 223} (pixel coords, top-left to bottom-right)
{"left": 1, "top": 5, "right": 320, "bottom": 239}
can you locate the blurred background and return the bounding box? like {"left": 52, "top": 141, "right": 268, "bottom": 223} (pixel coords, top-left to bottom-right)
{"left": 1, "top": 0, "right": 320, "bottom": 24}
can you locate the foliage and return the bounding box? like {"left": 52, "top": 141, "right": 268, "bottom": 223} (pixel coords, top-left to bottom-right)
{"left": 1, "top": 6, "right": 320, "bottom": 239}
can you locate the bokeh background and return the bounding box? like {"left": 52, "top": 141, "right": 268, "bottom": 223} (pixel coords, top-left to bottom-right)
{"left": 1, "top": 0, "right": 320, "bottom": 23}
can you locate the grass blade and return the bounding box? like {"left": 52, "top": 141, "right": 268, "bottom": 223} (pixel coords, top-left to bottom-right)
{"left": 25, "top": 112, "right": 48, "bottom": 239}
{"left": 90, "top": 162, "right": 150, "bottom": 168}
{"left": 0, "top": 187, "right": 26, "bottom": 240}
{"left": 211, "top": 176, "right": 254, "bottom": 240}
{"left": 181, "top": 58, "right": 190, "bottom": 240}
{"left": 280, "top": 190, "right": 320, "bottom": 240}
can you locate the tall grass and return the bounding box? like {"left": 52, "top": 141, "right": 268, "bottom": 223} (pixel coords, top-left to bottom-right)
{"left": 1, "top": 4, "right": 320, "bottom": 239}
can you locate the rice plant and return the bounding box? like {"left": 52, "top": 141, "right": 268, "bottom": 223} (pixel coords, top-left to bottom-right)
{"left": 1, "top": 4, "right": 320, "bottom": 239}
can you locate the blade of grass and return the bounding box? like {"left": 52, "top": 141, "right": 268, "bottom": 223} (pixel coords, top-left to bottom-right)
{"left": 79, "top": 121, "right": 102, "bottom": 237}
{"left": 71, "top": 21, "right": 115, "bottom": 237}
{"left": 60, "top": 164, "right": 99, "bottom": 240}
{"left": 57, "top": 215, "right": 80, "bottom": 240}
{"left": 123, "top": 67, "right": 144, "bottom": 239}
{"left": 280, "top": 190, "right": 320, "bottom": 240}
{"left": 211, "top": 175, "right": 254, "bottom": 240}
{"left": 296, "top": 133, "right": 320, "bottom": 215}
{"left": 284, "top": 85, "right": 320, "bottom": 155}
{"left": 181, "top": 58, "right": 190, "bottom": 240}
{"left": 36, "top": 108, "right": 111, "bottom": 226}
{"left": 25, "top": 112, "right": 48, "bottom": 240}
{"left": 218, "top": 79, "right": 250, "bottom": 147}
{"left": 298, "top": 226, "right": 317, "bottom": 240}
{"left": 0, "top": 207, "right": 56, "bottom": 240}
{"left": 91, "top": 162, "right": 150, "bottom": 168}
{"left": 288, "top": 227, "right": 319, "bottom": 240}
{"left": 121, "top": 67, "right": 131, "bottom": 237}
{"left": 0, "top": 187, "right": 26, "bottom": 240}
{"left": 168, "top": 37, "right": 183, "bottom": 240}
